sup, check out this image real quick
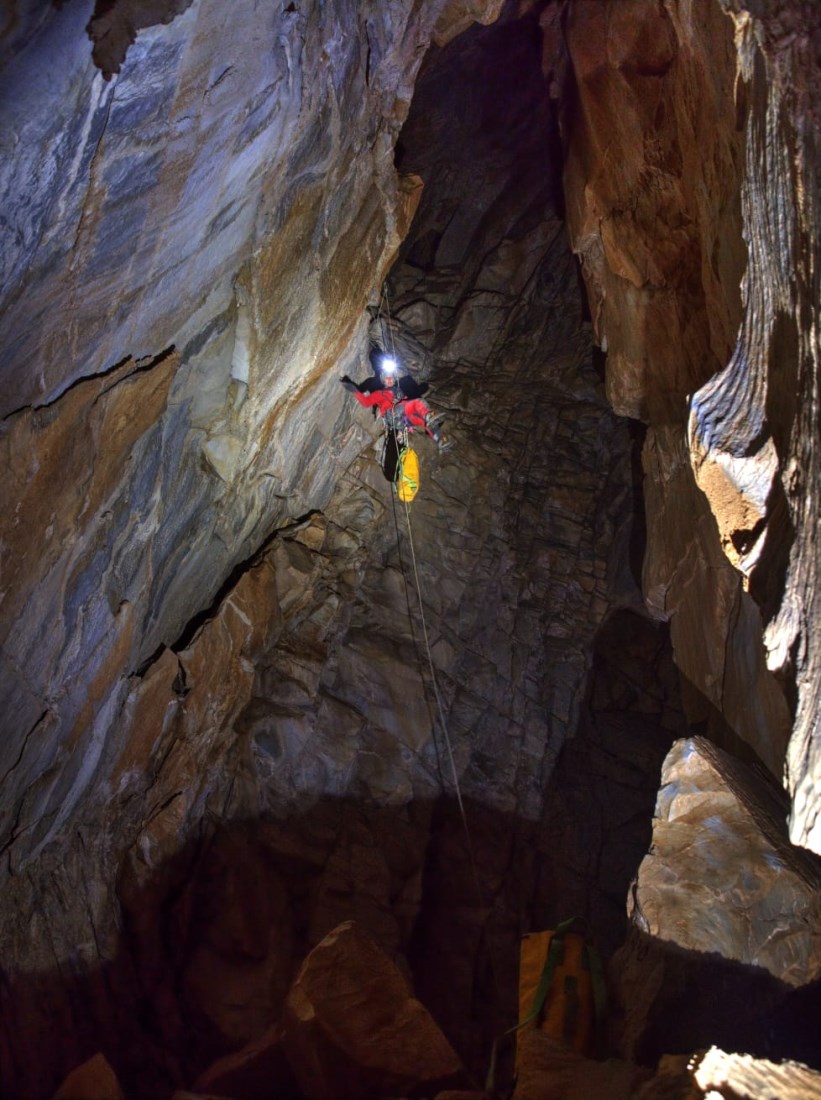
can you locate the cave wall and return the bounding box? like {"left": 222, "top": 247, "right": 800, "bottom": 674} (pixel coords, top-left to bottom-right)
{"left": 557, "top": 0, "right": 820, "bottom": 844}
{"left": 0, "top": 0, "right": 819, "bottom": 1094}
{"left": 0, "top": 0, "right": 501, "bottom": 876}
{"left": 0, "top": 4, "right": 642, "bottom": 1094}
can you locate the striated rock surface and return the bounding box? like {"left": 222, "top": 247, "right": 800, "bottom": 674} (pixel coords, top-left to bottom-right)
{"left": 280, "top": 920, "right": 465, "bottom": 1099}
{"left": 0, "top": 0, "right": 473, "bottom": 878}
{"left": 691, "top": 1045, "right": 821, "bottom": 1099}
{"left": 0, "top": 0, "right": 819, "bottom": 1095}
{"left": 607, "top": 735, "right": 821, "bottom": 1069}
{"left": 631, "top": 736, "right": 821, "bottom": 986}
{"left": 686, "top": 4, "right": 821, "bottom": 853}
{"left": 634, "top": 1046, "right": 821, "bottom": 1100}
{"left": 561, "top": 0, "right": 820, "bottom": 843}
{"left": 0, "top": 8, "right": 642, "bottom": 1096}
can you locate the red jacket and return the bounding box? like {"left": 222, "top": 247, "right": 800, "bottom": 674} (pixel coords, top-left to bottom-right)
{"left": 352, "top": 389, "right": 396, "bottom": 416}
{"left": 352, "top": 389, "right": 432, "bottom": 432}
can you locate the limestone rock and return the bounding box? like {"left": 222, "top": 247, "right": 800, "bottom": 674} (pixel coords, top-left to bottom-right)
{"left": 192, "top": 1025, "right": 299, "bottom": 1100}
{"left": 3, "top": 3, "right": 818, "bottom": 1098}
{"left": 52, "top": 1053, "right": 125, "bottom": 1100}
{"left": 684, "top": 8, "right": 821, "bottom": 855}
{"left": 633, "top": 1046, "right": 821, "bottom": 1100}
{"left": 433, "top": 0, "right": 506, "bottom": 48}
{"left": 562, "top": 0, "right": 821, "bottom": 853}
{"left": 692, "top": 1046, "right": 821, "bottom": 1099}
{"left": 513, "top": 1030, "right": 649, "bottom": 1100}
{"left": 631, "top": 737, "right": 821, "bottom": 987}
{"left": 280, "top": 920, "right": 465, "bottom": 1098}
{"left": 641, "top": 425, "right": 791, "bottom": 777}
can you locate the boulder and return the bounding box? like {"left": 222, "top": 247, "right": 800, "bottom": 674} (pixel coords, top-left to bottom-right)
{"left": 634, "top": 1047, "right": 821, "bottom": 1100}
{"left": 513, "top": 1030, "right": 649, "bottom": 1100}
{"left": 631, "top": 737, "right": 821, "bottom": 987}
{"left": 280, "top": 920, "right": 465, "bottom": 1098}
{"left": 192, "top": 1024, "right": 299, "bottom": 1100}
{"left": 52, "top": 1053, "right": 125, "bottom": 1100}
{"left": 691, "top": 1046, "right": 821, "bottom": 1099}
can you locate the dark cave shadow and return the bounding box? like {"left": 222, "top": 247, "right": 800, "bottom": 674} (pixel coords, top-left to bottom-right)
{"left": 2, "top": 788, "right": 819, "bottom": 1099}
{"left": 529, "top": 609, "right": 689, "bottom": 961}
{"left": 0, "top": 794, "right": 532, "bottom": 1100}
{"left": 613, "top": 928, "right": 821, "bottom": 1072}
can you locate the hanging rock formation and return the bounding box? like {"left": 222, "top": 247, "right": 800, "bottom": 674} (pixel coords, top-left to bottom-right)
{"left": 633, "top": 736, "right": 821, "bottom": 987}
{"left": 558, "top": 0, "right": 820, "bottom": 841}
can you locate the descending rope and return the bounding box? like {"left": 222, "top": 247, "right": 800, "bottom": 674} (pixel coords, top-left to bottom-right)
{"left": 377, "top": 281, "right": 512, "bottom": 1092}
{"left": 378, "top": 281, "right": 485, "bottom": 892}
{"left": 397, "top": 496, "right": 470, "bottom": 829}
{"left": 390, "top": 461, "right": 496, "bottom": 955}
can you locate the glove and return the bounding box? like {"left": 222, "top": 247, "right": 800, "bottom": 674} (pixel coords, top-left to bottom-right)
{"left": 340, "top": 376, "right": 357, "bottom": 392}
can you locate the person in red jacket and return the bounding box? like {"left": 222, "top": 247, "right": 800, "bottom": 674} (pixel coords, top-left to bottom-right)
{"left": 340, "top": 351, "right": 445, "bottom": 444}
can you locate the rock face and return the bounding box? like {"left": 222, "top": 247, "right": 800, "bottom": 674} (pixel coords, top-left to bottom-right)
{"left": 528, "top": 610, "right": 688, "bottom": 959}
{"left": 0, "top": 0, "right": 819, "bottom": 1097}
{"left": 635, "top": 1047, "right": 821, "bottom": 1100}
{"left": 280, "top": 921, "right": 465, "bottom": 1098}
{"left": 633, "top": 737, "right": 821, "bottom": 987}
{"left": 560, "top": 0, "right": 820, "bottom": 845}
{"left": 0, "top": 0, "right": 433, "bottom": 876}
{"left": 686, "top": 5, "right": 821, "bottom": 854}
{"left": 0, "top": 6, "right": 642, "bottom": 1096}
{"left": 513, "top": 1031, "right": 648, "bottom": 1100}
{"left": 191, "top": 1025, "right": 298, "bottom": 1100}
{"left": 608, "top": 737, "right": 821, "bottom": 1071}
{"left": 52, "top": 1053, "right": 125, "bottom": 1100}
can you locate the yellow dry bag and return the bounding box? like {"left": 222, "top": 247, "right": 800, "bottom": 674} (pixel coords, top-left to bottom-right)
{"left": 517, "top": 918, "right": 606, "bottom": 1065}
{"left": 396, "top": 447, "right": 419, "bottom": 502}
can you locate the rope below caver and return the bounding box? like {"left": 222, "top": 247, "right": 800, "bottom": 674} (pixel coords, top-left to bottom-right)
{"left": 378, "top": 283, "right": 499, "bottom": 965}
{"left": 376, "top": 280, "right": 512, "bottom": 1093}
{"left": 376, "top": 285, "right": 472, "bottom": 830}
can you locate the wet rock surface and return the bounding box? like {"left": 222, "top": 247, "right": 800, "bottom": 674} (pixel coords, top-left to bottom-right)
{"left": 632, "top": 736, "right": 821, "bottom": 987}
{"left": 560, "top": 0, "right": 820, "bottom": 846}
{"left": 280, "top": 920, "right": 465, "bottom": 1098}
{"left": 0, "top": 0, "right": 819, "bottom": 1097}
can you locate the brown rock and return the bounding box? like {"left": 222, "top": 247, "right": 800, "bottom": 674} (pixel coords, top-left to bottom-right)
{"left": 631, "top": 737, "right": 821, "bottom": 986}
{"left": 633, "top": 1047, "right": 821, "bottom": 1100}
{"left": 281, "top": 920, "right": 465, "bottom": 1098}
{"left": 173, "top": 1093, "right": 235, "bottom": 1100}
{"left": 513, "top": 1030, "right": 649, "bottom": 1100}
{"left": 52, "top": 1053, "right": 125, "bottom": 1100}
{"left": 433, "top": 0, "right": 506, "bottom": 48}
{"left": 192, "top": 1024, "right": 299, "bottom": 1100}
{"left": 178, "top": 840, "right": 295, "bottom": 1050}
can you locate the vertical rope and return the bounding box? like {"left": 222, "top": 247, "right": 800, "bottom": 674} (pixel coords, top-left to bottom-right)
{"left": 379, "top": 281, "right": 507, "bottom": 1081}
